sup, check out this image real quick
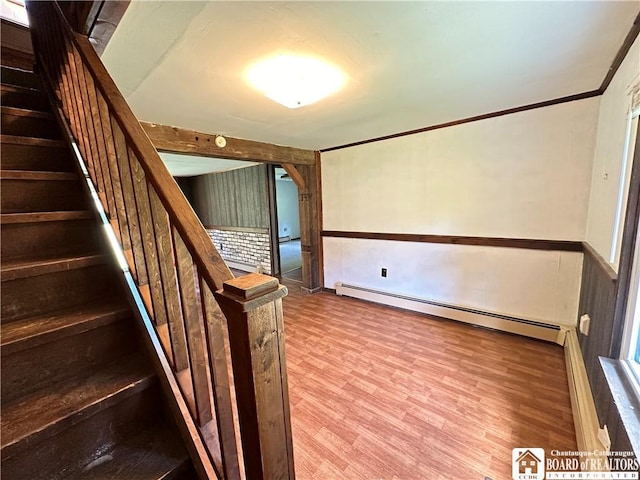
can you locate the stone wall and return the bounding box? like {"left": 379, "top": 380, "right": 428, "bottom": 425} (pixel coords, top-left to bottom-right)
{"left": 207, "top": 228, "right": 271, "bottom": 274}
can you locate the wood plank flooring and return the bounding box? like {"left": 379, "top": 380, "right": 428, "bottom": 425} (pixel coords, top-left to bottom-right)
{"left": 280, "top": 282, "right": 576, "bottom": 480}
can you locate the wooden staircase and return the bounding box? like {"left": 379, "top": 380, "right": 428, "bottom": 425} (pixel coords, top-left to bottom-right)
{"left": 0, "top": 65, "right": 198, "bottom": 479}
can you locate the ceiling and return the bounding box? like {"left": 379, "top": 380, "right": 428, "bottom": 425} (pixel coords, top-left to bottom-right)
{"left": 103, "top": 1, "right": 638, "bottom": 151}
{"left": 158, "top": 152, "right": 256, "bottom": 177}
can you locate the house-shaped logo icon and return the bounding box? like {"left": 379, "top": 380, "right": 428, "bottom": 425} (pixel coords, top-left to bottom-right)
{"left": 512, "top": 448, "right": 545, "bottom": 480}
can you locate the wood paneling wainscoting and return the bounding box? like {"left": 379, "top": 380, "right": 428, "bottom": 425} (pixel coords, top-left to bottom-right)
{"left": 575, "top": 244, "right": 634, "bottom": 453}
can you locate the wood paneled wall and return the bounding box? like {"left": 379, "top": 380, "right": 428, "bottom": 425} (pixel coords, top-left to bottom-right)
{"left": 190, "top": 165, "right": 269, "bottom": 229}
{"left": 577, "top": 247, "right": 633, "bottom": 452}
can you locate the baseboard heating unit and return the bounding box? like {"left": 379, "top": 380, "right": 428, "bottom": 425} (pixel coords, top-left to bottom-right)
{"left": 334, "top": 283, "right": 568, "bottom": 345}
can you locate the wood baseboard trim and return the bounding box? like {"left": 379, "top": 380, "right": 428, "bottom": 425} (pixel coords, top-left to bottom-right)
{"left": 335, "top": 282, "right": 567, "bottom": 344}
{"left": 564, "top": 329, "right": 607, "bottom": 453}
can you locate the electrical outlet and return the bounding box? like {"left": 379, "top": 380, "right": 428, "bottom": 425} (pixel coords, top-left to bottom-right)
{"left": 579, "top": 314, "right": 591, "bottom": 336}
{"left": 381, "top": 268, "right": 387, "bottom": 277}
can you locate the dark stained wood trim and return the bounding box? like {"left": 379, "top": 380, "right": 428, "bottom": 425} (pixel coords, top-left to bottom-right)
{"left": 141, "top": 122, "right": 316, "bottom": 166}
{"left": 321, "top": 90, "right": 601, "bottom": 152}
{"left": 266, "top": 164, "right": 281, "bottom": 277}
{"left": 611, "top": 121, "right": 640, "bottom": 357}
{"left": 582, "top": 241, "right": 618, "bottom": 284}
{"left": 600, "top": 11, "right": 640, "bottom": 93}
{"left": 321, "top": 12, "right": 640, "bottom": 153}
{"left": 315, "top": 151, "right": 324, "bottom": 289}
{"left": 321, "top": 230, "right": 583, "bottom": 252}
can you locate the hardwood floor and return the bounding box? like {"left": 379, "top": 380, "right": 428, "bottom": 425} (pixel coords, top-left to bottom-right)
{"left": 280, "top": 282, "right": 576, "bottom": 480}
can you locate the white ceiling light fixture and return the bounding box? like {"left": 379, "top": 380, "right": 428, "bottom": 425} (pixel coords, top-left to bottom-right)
{"left": 247, "top": 54, "right": 346, "bottom": 109}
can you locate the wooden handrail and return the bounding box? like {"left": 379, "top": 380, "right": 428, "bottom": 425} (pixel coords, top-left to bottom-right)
{"left": 26, "top": 2, "right": 296, "bottom": 479}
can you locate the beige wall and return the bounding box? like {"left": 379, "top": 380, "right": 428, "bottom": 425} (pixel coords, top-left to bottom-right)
{"left": 322, "top": 97, "right": 600, "bottom": 326}
{"left": 585, "top": 36, "right": 640, "bottom": 270}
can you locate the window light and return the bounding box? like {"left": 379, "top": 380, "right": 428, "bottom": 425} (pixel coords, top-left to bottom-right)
{"left": 247, "top": 54, "right": 345, "bottom": 109}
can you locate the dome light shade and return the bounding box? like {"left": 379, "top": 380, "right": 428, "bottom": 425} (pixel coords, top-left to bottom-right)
{"left": 247, "top": 55, "right": 345, "bottom": 109}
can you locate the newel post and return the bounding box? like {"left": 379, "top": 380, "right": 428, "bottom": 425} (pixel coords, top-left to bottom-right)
{"left": 214, "top": 273, "right": 295, "bottom": 480}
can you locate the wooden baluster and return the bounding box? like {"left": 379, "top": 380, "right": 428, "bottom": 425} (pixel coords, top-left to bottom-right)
{"left": 63, "top": 32, "right": 93, "bottom": 176}
{"left": 48, "top": 16, "right": 72, "bottom": 122}
{"left": 148, "top": 186, "right": 189, "bottom": 371}
{"left": 200, "top": 279, "right": 242, "bottom": 480}
{"left": 72, "top": 47, "right": 107, "bottom": 210}
{"left": 68, "top": 32, "right": 235, "bottom": 294}
{"left": 31, "top": 6, "right": 54, "bottom": 95}
{"left": 54, "top": 24, "right": 80, "bottom": 147}
{"left": 215, "top": 274, "right": 295, "bottom": 480}
{"left": 96, "top": 89, "right": 131, "bottom": 248}
{"left": 49, "top": 17, "right": 70, "bottom": 118}
{"left": 43, "top": 9, "right": 63, "bottom": 106}
{"left": 173, "top": 228, "right": 214, "bottom": 427}
{"left": 83, "top": 66, "right": 117, "bottom": 219}
{"left": 111, "top": 120, "right": 147, "bottom": 284}
{"left": 128, "top": 149, "right": 168, "bottom": 325}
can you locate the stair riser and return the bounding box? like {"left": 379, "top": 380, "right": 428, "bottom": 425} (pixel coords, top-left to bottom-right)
{"left": 0, "top": 49, "right": 35, "bottom": 74}
{"left": 0, "top": 142, "right": 72, "bottom": 171}
{"left": 0, "top": 67, "right": 41, "bottom": 90}
{"left": 1, "top": 113, "right": 60, "bottom": 139}
{"left": 1, "top": 384, "right": 161, "bottom": 480}
{"left": 1, "top": 264, "right": 120, "bottom": 323}
{"left": 1, "top": 319, "right": 138, "bottom": 405}
{"left": 1, "top": 90, "right": 50, "bottom": 112}
{"left": 1, "top": 219, "right": 104, "bottom": 263}
{"left": 1, "top": 178, "right": 87, "bottom": 213}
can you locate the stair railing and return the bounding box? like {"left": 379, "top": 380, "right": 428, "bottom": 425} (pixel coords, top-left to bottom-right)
{"left": 25, "top": 2, "right": 295, "bottom": 479}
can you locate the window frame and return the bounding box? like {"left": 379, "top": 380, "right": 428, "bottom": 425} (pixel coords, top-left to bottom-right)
{"left": 613, "top": 85, "right": 640, "bottom": 401}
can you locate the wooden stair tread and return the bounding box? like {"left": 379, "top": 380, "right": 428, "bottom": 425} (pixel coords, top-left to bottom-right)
{"left": 1, "top": 105, "right": 54, "bottom": 120}
{"left": 1, "top": 83, "right": 44, "bottom": 97}
{"left": 1, "top": 299, "right": 130, "bottom": 354}
{"left": 0, "top": 134, "right": 66, "bottom": 148}
{"left": 76, "top": 422, "right": 191, "bottom": 480}
{"left": 1, "top": 253, "right": 108, "bottom": 281}
{"left": 0, "top": 170, "right": 77, "bottom": 181}
{"left": 1, "top": 211, "right": 93, "bottom": 224}
{"left": 1, "top": 83, "right": 50, "bottom": 113}
{"left": 1, "top": 354, "right": 155, "bottom": 459}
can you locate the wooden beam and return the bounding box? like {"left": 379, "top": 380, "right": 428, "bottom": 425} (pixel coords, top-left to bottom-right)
{"left": 281, "top": 163, "right": 306, "bottom": 190}
{"left": 88, "top": 1, "right": 131, "bottom": 56}
{"left": 141, "top": 122, "right": 316, "bottom": 166}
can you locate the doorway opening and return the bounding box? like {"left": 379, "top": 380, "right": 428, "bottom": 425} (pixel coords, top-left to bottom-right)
{"left": 274, "top": 166, "right": 302, "bottom": 281}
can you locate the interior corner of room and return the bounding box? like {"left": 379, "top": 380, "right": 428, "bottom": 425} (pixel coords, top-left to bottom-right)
{"left": 12, "top": 1, "right": 636, "bottom": 476}
{"left": 116, "top": 4, "right": 640, "bottom": 459}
